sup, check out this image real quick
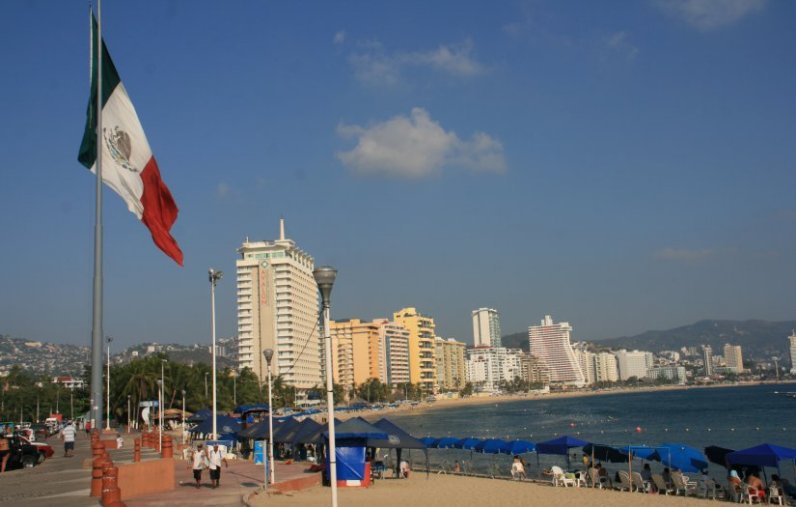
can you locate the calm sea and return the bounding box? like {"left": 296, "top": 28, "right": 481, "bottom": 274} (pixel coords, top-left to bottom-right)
{"left": 381, "top": 384, "right": 796, "bottom": 478}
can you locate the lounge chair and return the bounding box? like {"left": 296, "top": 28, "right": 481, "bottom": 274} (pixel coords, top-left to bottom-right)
{"left": 672, "top": 471, "right": 696, "bottom": 496}
{"left": 631, "top": 471, "right": 647, "bottom": 493}
{"left": 768, "top": 485, "right": 785, "bottom": 505}
{"left": 589, "top": 468, "right": 610, "bottom": 489}
{"left": 551, "top": 466, "right": 576, "bottom": 487}
{"left": 740, "top": 484, "right": 763, "bottom": 504}
{"left": 617, "top": 470, "right": 634, "bottom": 492}
{"left": 652, "top": 474, "right": 674, "bottom": 495}
{"left": 700, "top": 478, "right": 721, "bottom": 500}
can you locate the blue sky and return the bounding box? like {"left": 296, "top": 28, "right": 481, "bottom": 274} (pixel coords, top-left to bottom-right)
{"left": 1, "top": 0, "right": 794, "bottom": 350}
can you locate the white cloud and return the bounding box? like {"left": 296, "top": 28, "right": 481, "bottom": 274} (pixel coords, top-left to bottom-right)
{"left": 656, "top": 0, "right": 766, "bottom": 30}
{"left": 333, "top": 30, "right": 346, "bottom": 45}
{"left": 654, "top": 247, "right": 714, "bottom": 262}
{"left": 348, "top": 40, "right": 485, "bottom": 86}
{"left": 606, "top": 31, "right": 639, "bottom": 60}
{"left": 336, "top": 108, "right": 506, "bottom": 178}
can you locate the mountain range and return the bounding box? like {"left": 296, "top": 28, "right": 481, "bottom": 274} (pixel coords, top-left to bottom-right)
{"left": 501, "top": 319, "right": 796, "bottom": 360}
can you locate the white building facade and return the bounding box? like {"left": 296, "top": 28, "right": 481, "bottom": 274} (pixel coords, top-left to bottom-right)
{"left": 528, "top": 315, "right": 585, "bottom": 386}
{"left": 465, "top": 347, "right": 522, "bottom": 392}
{"left": 472, "top": 308, "right": 502, "bottom": 348}
{"left": 236, "top": 219, "right": 321, "bottom": 389}
{"left": 614, "top": 350, "right": 652, "bottom": 381}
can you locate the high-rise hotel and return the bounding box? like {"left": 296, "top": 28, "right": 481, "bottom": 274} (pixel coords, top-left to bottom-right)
{"left": 393, "top": 307, "right": 436, "bottom": 392}
{"left": 472, "top": 308, "right": 502, "bottom": 348}
{"left": 528, "top": 315, "right": 585, "bottom": 386}
{"left": 236, "top": 219, "right": 321, "bottom": 389}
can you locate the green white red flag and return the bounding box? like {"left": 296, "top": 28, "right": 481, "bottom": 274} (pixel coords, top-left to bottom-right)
{"left": 78, "top": 14, "right": 183, "bottom": 266}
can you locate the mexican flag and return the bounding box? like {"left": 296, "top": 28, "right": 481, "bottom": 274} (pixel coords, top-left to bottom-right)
{"left": 78, "top": 14, "right": 183, "bottom": 266}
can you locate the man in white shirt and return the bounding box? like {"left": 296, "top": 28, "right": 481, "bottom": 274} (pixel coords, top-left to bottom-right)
{"left": 60, "top": 421, "right": 77, "bottom": 457}
{"left": 206, "top": 444, "right": 228, "bottom": 489}
{"left": 187, "top": 444, "right": 206, "bottom": 489}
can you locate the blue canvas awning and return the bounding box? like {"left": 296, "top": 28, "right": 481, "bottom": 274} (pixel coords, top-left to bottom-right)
{"left": 501, "top": 440, "right": 536, "bottom": 455}
{"left": 654, "top": 443, "right": 708, "bottom": 473}
{"left": 325, "top": 418, "right": 387, "bottom": 441}
{"left": 188, "top": 414, "right": 241, "bottom": 439}
{"left": 369, "top": 418, "right": 427, "bottom": 450}
{"left": 583, "top": 443, "right": 629, "bottom": 463}
{"left": 233, "top": 404, "right": 270, "bottom": 414}
{"left": 479, "top": 439, "right": 509, "bottom": 454}
{"left": 456, "top": 438, "right": 482, "bottom": 450}
{"left": 436, "top": 437, "right": 463, "bottom": 449}
{"left": 727, "top": 444, "right": 796, "bottom": 468}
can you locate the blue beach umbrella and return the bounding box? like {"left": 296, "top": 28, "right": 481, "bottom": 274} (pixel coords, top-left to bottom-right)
{"left": 501, "top": 440, "right": 536, "bottom": 455}
{"left": 420, "top": 436, "right": 440, "bottom": 448}
{"left": 479, "top": 439, "right": 509, "bottom": 454}
{"left": 655, "top": 443, "right": 709, "bottom": 473}
{"left": 436, "top": 437, "right": 463, "bottom": 449}
{"left": 727, "top": 444, "right": 796, "bottom": 469}
{"left": 619, "top": 445, "right": 658, "bottom": 461}
{"left": 458, "top": 438, "right": 482, "bottom": 450}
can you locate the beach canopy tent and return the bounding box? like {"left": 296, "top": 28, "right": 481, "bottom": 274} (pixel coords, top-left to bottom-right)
{"left": 369, "top": 418, "right": 428, "bottom": 450}
{"left": 435, "top": 437, "right": 463, "bottom": 449}
{"left": 186, "top": 408, "right": 212, "bottom": 423}
{"left": 536, "top": 435, "right": 589, "bottom": 455}
{"left": 705, "top": 445, "right": 735, "bottom": 467}
{"left": 324, "top": 418, "right": 388, "bottom": 484}
{"left": 273, "top": 417, "right": 304, "bottom": 443}
{"left": 619, "top": 445, "right": 658, "bottom": 461}
{"left": 727, "top": 444, "right": 796, "bottom": 468}
{"left": 501, "top": 440, "right": 536, "bottom": 455}
{"left": 234, "top": 404, "right": 270, "bottom": 414}
{"left": 294, "top": 418, "right": 342, "bottom": 445}
{"left": 457, "top": 438, "right": 483, "bottom": 450}
{"left": 583, "top": 443, "right": 628, "bottom": 463}
{"left": 289, "top": 418, "right": 323, "bottom": 445}
{"left": 653, "top": 443, "right": 708, "bottom": 473}
{"left": 239, "top": 417, "right": 289, "bottom": 440}
{"left": 188, "top": 414, "right": 241, "bottom": 441}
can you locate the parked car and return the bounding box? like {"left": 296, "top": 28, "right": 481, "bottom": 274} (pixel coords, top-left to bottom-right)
{"left": 30, "top": 423, "right": 50, "bottom": 440}
{"left": 3, "top": 436, "right": 43, "bottom": 470}
{"left": 19, "top": 435, "right": 54, "bottom": 461}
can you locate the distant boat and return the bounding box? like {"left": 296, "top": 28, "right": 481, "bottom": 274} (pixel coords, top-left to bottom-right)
{"left": 773, "top": 391, "right": 796, "bottom": 399}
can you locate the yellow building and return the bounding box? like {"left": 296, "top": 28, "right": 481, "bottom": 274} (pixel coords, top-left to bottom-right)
{"left": 435, "top": 337, "right": 467, "bottom": 391}
{"left": 393, "top": 307, "right": 436, "bottom": 391}
{"left": 330, "top": 319, "right": 386, "bottom": 391}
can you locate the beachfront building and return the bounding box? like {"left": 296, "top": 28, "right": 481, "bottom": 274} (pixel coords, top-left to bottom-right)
{"left": 472, "top": 308, "right": 502, "bottom": 348}
{"left": 519, "top": 352, "right": 552, "bottom": 386}
{"left": 528, "top": 315, "right": 585, "bottom": 387}
{"left": 573, "top": 346, "right": 596, "bottom": 385}
{"left": 435, "top": 337, "right": 467, "bottom": 391}
{"left": 329, "top": 319, "right": 386, "bottom": 391}
{"left": 723, "top": 344, "right": 744, "bottom": 373}
{"left": 647, "top": 366, "right": 687, "bottom": 385}
{"left": 378, "top": 319, "right": 411, "bottom": 387}
{"left": 393, "top": 307, "right": 436, "bottom": 392}
{"left": 593, "top": 352, "right": 620, "bottom": 383}
{"left": 465, "top": 346, "right": 523, "bottom": 392}
{"left": 702, "top": 345, "right": 714, "bottom": 377}
{"left": 236, "top": 219, "right": 321, "bottom": 390}
{"left": 613, "top": 349, "right": 652, "bottom": 381}
{"left": 790, "top": 333, "right": 796, "bottom": 374}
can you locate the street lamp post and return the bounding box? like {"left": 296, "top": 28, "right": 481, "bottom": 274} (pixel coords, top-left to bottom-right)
{"left": 313, "top": 266, "right": 338, "bottom": 507}
{"left": 232, "top": 371, "right": 237, "bottom": 407}
{"left": 160, "top": 359, "right": 167, "bottom": 451}
{"left": 127, "top": 395, "right": 131, "bottom": 433}
{"left": 156, "top": 379, "right": 162, "bottom": 452}
{"left": 106, "top": 336, "right": 112, "bottom": 430}
{"left": 181, "top": 389, "right": 186, "bottom": 445}
{"left": 263, "top": 349, "right": 275, "bottom": 485}
{"left": 209, "top": 268, "right": 223, "bottom": 440}
{"left": 204, "top": 372, "right": 209, "bottom": 399}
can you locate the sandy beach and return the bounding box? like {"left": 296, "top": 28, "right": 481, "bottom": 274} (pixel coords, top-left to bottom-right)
{"left": 336, "top": 380, "right": 795, "bottom": 422}
{"left": 251, "top": 474, "right": 717, "bottom": 507}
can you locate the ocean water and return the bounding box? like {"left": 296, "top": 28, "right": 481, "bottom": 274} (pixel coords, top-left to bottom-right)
{"left": 382, "top": 384, "right": 796, "bottom": 479}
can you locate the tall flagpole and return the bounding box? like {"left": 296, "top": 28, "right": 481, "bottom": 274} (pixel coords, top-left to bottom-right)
{"left": 90, "top": 0, "right": 105, "bottom": 433}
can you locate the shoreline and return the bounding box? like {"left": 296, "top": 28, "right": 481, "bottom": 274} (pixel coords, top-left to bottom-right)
{"left": 335, "top": 380, "right": 796, "bottom": 422}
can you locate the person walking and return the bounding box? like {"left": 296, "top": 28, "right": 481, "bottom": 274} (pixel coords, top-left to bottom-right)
{"left": 60, "top": 420, "right": 77, "bottom": 457}
{"left": 206, "top": 443, "right": 228, "bottom": 489}
{"left": 188, "top": 444, "right": 206, "bottom": 489}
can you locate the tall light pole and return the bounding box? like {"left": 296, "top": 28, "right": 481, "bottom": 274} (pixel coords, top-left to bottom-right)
{"left": 156, "top": 379, "right": 163, "bottom": 452}
{"left": 314, "top": 266, "right": 338, "bottom": 507}
{"left": 209, "top": 268, "right": 223, "bottom": 440}
{"left": 127, "top": 395, "right": 131, "bottom": 433}
{"left": 181, "top": 389, "right": 186, "bottom": 445}
{"left": 204, "top": 372, "right": 209, "bottom": 399}
{"left": 70, "top": 390, "right": 74, "bottom": 420}
{"left": 263, "top": 349, "right": 275, "bottom": 485}
{"left": 106, "top": 336, "right": 113, "bottom": 430}
{"left": 160, "top": 359, "right": 167, "bottom": 451}
{"left": 232, "top": 370, "right": 237, "bottom": 407}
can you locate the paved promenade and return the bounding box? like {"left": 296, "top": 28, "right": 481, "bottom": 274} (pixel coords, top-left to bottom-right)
{"left": 0, "top": 430, "right": 319, "bottom": 507}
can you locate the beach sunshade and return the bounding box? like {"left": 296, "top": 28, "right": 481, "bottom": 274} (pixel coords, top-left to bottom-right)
{"left": 619, "top": 445, "right": 658, "bottom": 461}
{"left": 653, "top": 443, "right": 708, "bottom": 473}
{"left": 186, "top": 408, "right": 212, "bottom": 423}
{"left": 436, "top": 437, "right": 463, "bottom": 449}
{"left": 480, "top": 439, "right": 509, "bottom": 454}
{"left": 326, "top": 418, "right": 387, "bottom": 440}
{"left": 536, "top": 435, "right": 589, "bottom": 455}
{"left": 420, "top": 436, "right": 440, "bottom": 447}
{"left": 583, "top": 443, "right": 628, "bottom": 463}
{"left": 188, "top": 414, "right": 241, "bottom": 437}
{"left": 727, "top": 444, "right": 796, "bottom": 468}
{"left": 233, "top": 403, "right": 270, "bottom": 415}
{"left": 370, "top": 419, "right": 429, "bottom": 450}
{"left": 705, "top": 445, "right": 735, "bottom": 467}
{"left": 501, "top": 440, "right": 536, "bottom": 455}
{"left": 458, "top": 438, "right": 482, "bottom": 450}
{"left": 239, "top": 418, "right": 288, "bottom": 439}
{"left": 289, "top": 419, "right": 323, "bottom": 445}
{"left": 271, "top": 418, "right": 301, "bottom": 442}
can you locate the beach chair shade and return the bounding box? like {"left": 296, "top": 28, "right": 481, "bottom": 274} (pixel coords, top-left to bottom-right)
{"left": 480, "top": 439, "right": 508, "bottom": 454}
{"left": 188, "top": 414, "right": 241, "bottom": 436}
{"left": 583, "top": 443, "right": 628, "bottom": 463}
{"left": 420, "top": 437, "right": 440, "bottom": 447}
{"left": 727, "top": 444, "right": 796, "bottom": 468}
{"left": 619, "top": 445, "right": 658, "bottom": 461}
{"left": 536, "top": 435, "right": 589, "bottom": 455}
{"left": 435, "top": 437, "right": 463, "bottom": 449}
{"left": 704, "top": 445, "right": 735, "bottom": 467}
{"left": 370, "top": 419, "right": 427, "bottom": 449}
{"left": 458, "top": 438, "right": 482, "bottom": 450}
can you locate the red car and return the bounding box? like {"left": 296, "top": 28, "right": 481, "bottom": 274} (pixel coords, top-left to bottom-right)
{"left": 19, "top": 435, "right": 54, "bottom": 461}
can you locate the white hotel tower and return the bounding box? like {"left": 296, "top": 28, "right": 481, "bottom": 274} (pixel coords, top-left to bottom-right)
{"left": 236, "top": 219, "right": 321, "bottom": 389}
{"left": 528, "top": 315, "right": 585, "bottom": 386}
{"left": 472, "top": 308, "right": 502, "bottom": 348}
